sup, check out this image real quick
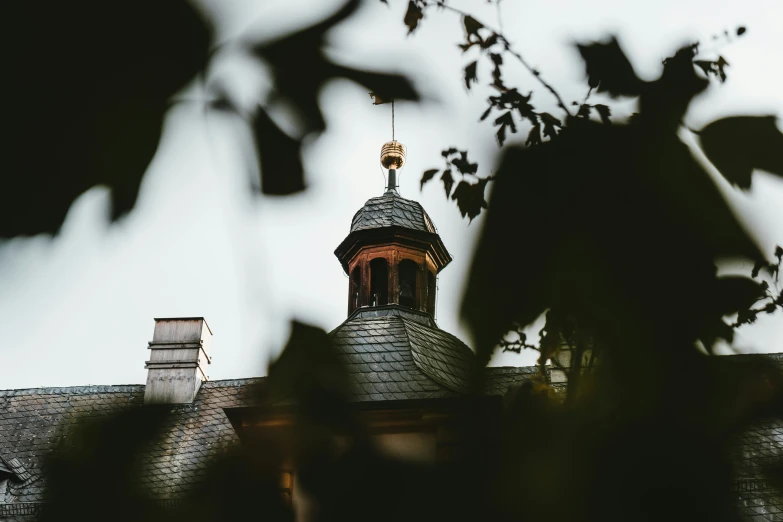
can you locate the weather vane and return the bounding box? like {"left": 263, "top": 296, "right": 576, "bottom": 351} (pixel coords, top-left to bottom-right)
{"left": 370, "top": 93, "right": 406, "bottom": 194}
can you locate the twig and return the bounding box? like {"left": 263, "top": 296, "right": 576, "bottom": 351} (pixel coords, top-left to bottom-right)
{"left": 581, "top": 87, "right": 593, "bottom": 106}
{"left": 427, "top": 0, "right": 573, "bottom": 117}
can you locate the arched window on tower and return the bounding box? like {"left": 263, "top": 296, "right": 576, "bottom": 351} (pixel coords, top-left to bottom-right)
{"left": 349, "top": 266, "right": 361, "bottom": 313}
{"left": 427, "top": 271, "right": 436, "bottom": 315}
{"left": 398, "top": 260, "right": 418, "bottom": 309}
{"left": 369, "top": 258, "right": 388, "bottom": 306}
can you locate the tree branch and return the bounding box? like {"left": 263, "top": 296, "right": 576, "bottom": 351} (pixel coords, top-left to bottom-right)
{"left": 426, "top": 0, "right": 573, "bottom": 117}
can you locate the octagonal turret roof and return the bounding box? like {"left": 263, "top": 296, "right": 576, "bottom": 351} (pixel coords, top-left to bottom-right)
{"left": 350, "top": 191, "right": 437, "bottom": 234}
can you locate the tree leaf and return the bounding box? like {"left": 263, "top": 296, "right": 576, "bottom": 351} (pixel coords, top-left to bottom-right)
{"left": 480, "top": 104, "right": 493, "bottom": 121}
{"left": 494, "top": 111, "right": 516, "bottom": 146}
{"left": 639, "top": 44, "right": 707, "bottom": 131}
{"left": 539, "top": 112, "right": 562, "bottom": 139}
{"left": 253, "top": 108, "right": 305, "bottom": 195}
{"left": 253, "top": 0, "right": 362, "bottom": 138}
{"left": 441, "top": 169, "right": 454, "bottom": 198}
{"left": 496, "top": 123, "right": 508, "bottom": 147}
{"left": 464, "top": 60, "right": 478, "bottom": 89}
{"left": 458, "top": 41, "right": 479, "bottom": 53}
{"left": 266, "top": 321, "right": 349, "bottom": 402}
{"left": 489, "top": 52, "right": 503, "bottom": 87}
{"left": 693, "top": 60, "right": 714, "bottom": 78}
{"left": 699, "top": 116, "right": 783, "bottom": 189}
{"left": 576, "top": 37, "right": 644, "bottom": 97}
{"left": 451, "top": 151, "right": 479, "bottom": 175}
{"left": 451, "top": 178, "right": 490, "bottom": 221}
{"left": 577, "top": 104, "right": 592, "bottom": 119}
{"left": 752, "top": 260, "right": 765, "bottom": 279}
{"left": 714, "top": 277, "right": 767, "bottom": 316}
{"left": 1, "top": 1, "right": 210, "bottom": 237}
{"left": 463, "top": 15, "right": 483, "bottom": 38}
{"left": 252, "top": 0, "right": 418, "bottom": 195}
{"left": 420, "top": 168, "right": 439, "bottom": 190}
{"left": 594, "top": 104, "right": 612, "bottom": 124}
{"left": 481, "top": 33, "right": 499, "bottom": 49}
{"left": 526, "top": 124, "right": 542, "bottom": 146}
{"left": 716, "top": 56, "right": 729, "bottom": 83}
{"left": 404, "top": 0, "right": 424, "bottom": 34}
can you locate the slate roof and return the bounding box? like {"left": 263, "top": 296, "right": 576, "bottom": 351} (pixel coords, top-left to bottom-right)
{"left": 330, "top": 306, "right": 476, "bottom": 401}
{"left": 350, "top": 191, "right": 437, "bottom": 234}
{"left": 2, "top": 336, "right": 783, "bottom": 521}
{"left": 0, "top": 308, "right": 532, "bottom": 518}
{"left": 0, "top": 381, "right": 258, "bottom": 505}
{"left": 735, "top": 417, "right": 783, "bottom": 520}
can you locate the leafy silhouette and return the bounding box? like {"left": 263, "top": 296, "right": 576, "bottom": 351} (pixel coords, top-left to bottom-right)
{"left": 1, "top": 0, "right": 420, "bottom": 238}
{"left": 451, "top": 179, "right": 489, "bottom": 222}
{"left": 576, "top": 104, "right": 592, "bottom": 119}
{"left": 421, "top": 149, "right": 491, "bottom": 220}
{"left": 464, "top": 60, "right": 479, "bottom": 89}
{"left": 41, "top": 406, "right": 172, "bottom": 522}
{"left": 251, "top": 0, "right": 419, "bottom": 195}
{"left": 694, "top": 56, "right": 729, "bottom": 82}
{"left": 463, "top": 41, "right": 763, "bottom": 366}
{"left": 576, "top": 37, "right": 644, "bottom": 97}
{"left": 489, "top": 53, "right": 504, "bottom": 87}
{"left": 441, "top": 169, "right": 455, "bottom": 198}
{"left": 594, "top": 104, "right": 612, "bottom": 124}
{"left": 539, "top": 113, "right": 562, "bottom": 138}
{"left": 404, "top": 1, "right": 424, "bottom": 34}
{"left": 526, "top": 124, "right": 542, "bottom": 146}
{"left": 494, "top": 111, "right": 517, "bottom": 146}
{"left": 734, "top": 247, "right": 783, "bottom": 327}
{"left": 451, "top": 152, "right": 479, "bottom": 176}
{"left": 420, "top": 168, "right": 440, "bottom": 190}
{"left": 463, "top": 16, "right": 484, "bottom": 39}
{"left": 253, "top": 109, "right": 306, "bottom": 195}
{"left": 698, "top": 116, "right": 783, "bottom": 189}
{"left": 1, "top": 1, "right": 211, "bottom": 237}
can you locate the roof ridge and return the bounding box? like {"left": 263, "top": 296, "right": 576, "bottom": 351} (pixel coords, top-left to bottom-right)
{"left": 0, "top": 377, "right": 269, "bottom": 396}
{"left": 0, "top": 384, "right": 145, "bottom": 396}
{"left": 397, "top": 317, "right": 470, "bottom": 394}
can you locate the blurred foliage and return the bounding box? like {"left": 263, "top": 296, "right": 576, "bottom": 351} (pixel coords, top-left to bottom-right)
{"left": 2, "top": 1, "right": 211, "bottom": 237}
{"left": 1, "top": 0, "right": 417, "bottom": 238}
{"left": 7, "top": 0, "right": 783, "bottom": 521}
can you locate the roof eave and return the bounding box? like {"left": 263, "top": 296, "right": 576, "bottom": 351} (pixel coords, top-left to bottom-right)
{"left": 334, "top": 226, "right": 452, "bottom": 274}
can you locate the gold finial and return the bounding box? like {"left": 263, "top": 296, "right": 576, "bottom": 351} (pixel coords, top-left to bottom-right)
{"left": 380, "top": 140, "right": 406, "bottom": 170}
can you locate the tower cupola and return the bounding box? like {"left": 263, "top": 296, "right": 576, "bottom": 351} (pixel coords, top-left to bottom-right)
{"left": 335, "top": 141, "right": 451, "bottom": 317}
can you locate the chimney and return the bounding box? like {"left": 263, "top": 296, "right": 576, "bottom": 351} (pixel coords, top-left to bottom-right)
{"left": 144, "top": 317, "right": 212, "bottom": 404}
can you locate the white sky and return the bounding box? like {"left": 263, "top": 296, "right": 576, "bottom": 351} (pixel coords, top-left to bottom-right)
{"left": 1, "top": 0, "right": 782, "bottom": 390}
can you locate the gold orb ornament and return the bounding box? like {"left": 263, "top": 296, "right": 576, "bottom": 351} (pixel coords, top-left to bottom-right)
{"left": 380, "top": 141, "right": 406, "bottom": 170}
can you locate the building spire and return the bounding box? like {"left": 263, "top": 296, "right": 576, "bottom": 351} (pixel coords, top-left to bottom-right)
{"left": 370, "top": 93, "right": 406, "bottom": 194}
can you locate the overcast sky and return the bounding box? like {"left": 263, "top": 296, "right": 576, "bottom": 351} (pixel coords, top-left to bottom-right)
{"left": 1, "top": 0, "right": 782, "bottom": 390}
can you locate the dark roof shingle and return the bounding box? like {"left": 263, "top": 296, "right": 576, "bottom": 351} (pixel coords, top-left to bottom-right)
{"left": 350, "top": 192, "right": 437, "bottom": 234}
